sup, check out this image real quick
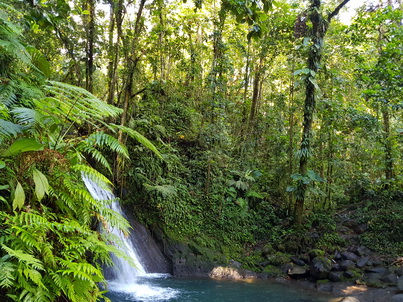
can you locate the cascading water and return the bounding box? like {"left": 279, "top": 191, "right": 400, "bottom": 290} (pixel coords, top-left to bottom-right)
{"left": 83, "top": 176, "right": 178, "bottom": 301}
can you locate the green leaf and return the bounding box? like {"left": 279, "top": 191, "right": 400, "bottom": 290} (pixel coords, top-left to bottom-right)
{"left": 246, "top": 190, "right": 264, "bottom": 199}
{"left": 0, "top": 185, "right": 9, "bottom": 190}
{"left": 308, "top": 77, "right": 320, "bottom": 90}
{"left": 32, "top": 168, "right": 49, "bottom": 201}
{"left": 294, "top": 68, "right": 311, "bottom": 75}
{"left": 13, "top": 182, "right": 25, "bottom": 210}
{"left": 2, "top": 138, "right": 43, "bottom": 157}
{"left": 0, "top": 161, "right": 5, "bottom": 169}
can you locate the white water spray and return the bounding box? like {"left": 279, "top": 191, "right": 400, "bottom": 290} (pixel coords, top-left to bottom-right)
{"left": 83, "top": 176, "right": 178, "bottom": 301}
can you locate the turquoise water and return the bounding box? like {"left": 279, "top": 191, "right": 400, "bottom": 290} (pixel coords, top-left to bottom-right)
{"left": 105, "top": 275, "right": 334, "bottom": 302}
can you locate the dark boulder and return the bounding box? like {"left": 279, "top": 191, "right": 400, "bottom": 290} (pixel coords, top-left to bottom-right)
{"left": 340, "top": 260, "right": 356, "bottom": 271}
{"left": 356, "top": 257, "right": 369, "bottom": 268}
{"left": 310, "top": 256, "right": 332, "bottom": 279}
{"left": 341, "top": 251, "right": 359, "bottom": 262}
{"left": 366, "top": 267, "right": 388, "bottom": 276}
{"left": 288, "top": 265, "right": 308, "bottom": 279}
{"left": 329, "top": 271, "right": 343, "bottom": 282}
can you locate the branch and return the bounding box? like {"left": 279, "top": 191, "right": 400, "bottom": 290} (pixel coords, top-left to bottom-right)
{"left": 328, "top": 0, "right": 351, "bottom": 22}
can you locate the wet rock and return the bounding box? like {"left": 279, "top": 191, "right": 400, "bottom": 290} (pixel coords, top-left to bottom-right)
{"left": 291, "top": 256, "right": 306, "bottom": 266}
{"left": 340, "top": 260, "right": 356, "bottom": 271}
{"left": 356, "top": 257, "right": 369, "bottom": 268}
{"left": 366, "top": 267, "right": 388, "bottom": 275}
{"left": 341, "top": 251, "right": 359, "bottom": 262}
{"left": 340, "top": 297, "right": 360, "bottom": 302}
{"left": 396, "top": 266, "right": 403, "bottom": 277}
{"left": 365, "top": 277, "right": 384, "bottom": 288}
{"left": 356, "top": 246, "right": 371, "bottom": 257}
{"left": 329, "top": 271, "right": 343, "bottom": 282}
{"left": 372, "top": 258, "right": 383, "bottom": 266}
{"left": 310, "top": 256, "right": 332, "bottom": 279}
{"left": 381, "top": 273, "right": 397, "bottom": 285}
{"left": 398, "top": 277, "right": 403, "bottom": 290}
{"left": 288, "top": 265, "right": 308, "bottom": 278}
{"left": 392, "top": 294, "right": 403, "bottom": 302}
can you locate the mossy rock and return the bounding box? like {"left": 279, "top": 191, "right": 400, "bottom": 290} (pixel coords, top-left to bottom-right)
{"left": 308, "top": 249, "right": 325, "bottom": 260}
{"left": 266, "top": 252, "right": 291, "bottom": 266}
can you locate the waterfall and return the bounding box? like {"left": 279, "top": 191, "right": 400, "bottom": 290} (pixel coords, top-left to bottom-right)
{"left": 83, "top": 176, "right": 177, "bottom": 301}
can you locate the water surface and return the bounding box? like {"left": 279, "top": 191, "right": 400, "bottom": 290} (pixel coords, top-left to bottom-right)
{"left": 105, "top": 275, "right": 335, "bottom": 302}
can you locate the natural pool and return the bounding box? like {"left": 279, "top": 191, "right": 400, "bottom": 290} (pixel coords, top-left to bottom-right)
{"left": 105, "top": 274, "right": 337, "bottom": 302}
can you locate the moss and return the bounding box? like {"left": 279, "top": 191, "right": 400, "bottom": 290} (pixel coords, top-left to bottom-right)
{"left": 308, "top": 249, "right": 325, "bottom": 259}
{"left": 266, "top": 252, "right": 291, "bottom": 266}
{"left": 262, "top": 265, "right": 283, "bottom": 277}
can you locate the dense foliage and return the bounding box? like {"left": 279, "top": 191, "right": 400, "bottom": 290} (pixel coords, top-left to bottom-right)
{"left": 0, "top": 0, "right": 402, "bottom": 300}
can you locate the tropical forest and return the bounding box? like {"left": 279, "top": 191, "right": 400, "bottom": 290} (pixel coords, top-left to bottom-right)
{"left": 0, "top": 0, "right": 402, "bottom": 301}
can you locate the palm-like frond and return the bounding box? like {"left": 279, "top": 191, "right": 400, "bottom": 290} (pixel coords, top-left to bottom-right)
{"left": 108, "top": 124, "right": 162, "bottom": 159}
{"left": 42, "top": 81, "right": 122, "bottom": 125}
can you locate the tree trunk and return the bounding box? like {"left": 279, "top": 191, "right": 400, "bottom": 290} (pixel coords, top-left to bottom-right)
{"left": 85, "top": 0, "right": 95, "bottom": 93}
{"left": 382, "top": 106, "right": 394, "bottom": 184}
{"left": 294, "top": 0, "right": 350, "bottom": 225}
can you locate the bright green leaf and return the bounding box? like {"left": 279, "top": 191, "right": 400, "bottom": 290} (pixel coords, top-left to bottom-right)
{"left": 13, "top": 182, "right": 25, "bottom": 210}
{"left": 0, "top": 161, "right": 5, "bottom": 169}
{"left": 32, "top": 168, "right": 49, "bottom": 201}
{"left": 2, "top": 138, "right": 43, "bottom": 157}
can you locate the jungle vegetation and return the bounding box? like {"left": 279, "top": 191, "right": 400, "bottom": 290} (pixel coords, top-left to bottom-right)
{"left": 0, "top": 0, "right": 402, "bottom": 300}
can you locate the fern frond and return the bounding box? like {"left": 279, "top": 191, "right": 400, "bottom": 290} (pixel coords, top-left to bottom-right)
{"left": 77, "top": 145, "right": 112, "bottom": 174}
{"left": 43, "top": 81, "right": 122, "bottom": 122}
{"left": 84, "top": 131, "right": 129, "bottom": 159}
{"left": 144, "top": 184, "right": 177, "bottom": 197}
{"left": 72, "top": 164, "right": 112, "bottom": 186}
{"left": 108, "top": 124, "right": 162, "bottom": 159}
{"left": 0, "top": 257, "right": 15, "bottom": 288}
{"left": 0, "top": 118, "right": 23, "bottom": 142}
{"left": 1, "top": 245, "right": 44, "bottom": 271}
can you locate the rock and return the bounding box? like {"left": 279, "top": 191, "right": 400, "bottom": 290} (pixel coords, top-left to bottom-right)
{"left": 344, "top": 270, "right": 358, "bottom": 279}
{"left": 300, "top": 254, "right": 310, "bottom": 264}
{"left": 341, "top": 251, "right": 359, "bottom": 262}
{"left": 398, "top": 276, "right": 403, "bottom": 290}
{"left": 364, "top": 272, "right": 383, "bottom": 280}
{"left": 209, "top": 266, "right": 257, "bottom": 280}
{"left": 334, "top": 251, "right": 343, "bottom": 260}
{"left": 229, "top": 260, "right": 242, "bottom": 268}
{"left": 281, "top": 263, "right": 294, "bottom": 274}
{"left": 309, "top": 249, "right": 325, "bottom": 260}
{"left": 339, "top": 297, "right": 360, "bottom": 302}
{"left": 396, "top": 266, "right": 403, "bottom": 277}
{"left": 392, "top": 294, "right": 403, "bottom": 302}
{"left": 329, "top": 271, "right": 343, "bottom": 282}
{"left": 332, "top": 263, "right": 342, "bottom": 271}
{"left": 288, "top": 265, "right": 308, "bottom": 278}
{"left": 356, "top": 257, "right": 369, "bottom": 268}
{"left": 381, "top": 273, "right": 398, "bottom": 285}
{"left": 372, "top": 258, "right": 383, "bottom": 266}
{"left": 366, "top": 267, "right": 388, "bottom": 275}
{"left": 365, "top": 277, "right": 384, "bottom": 288}
{"left": 356, "top": 246, "right": 371, "bottom": 257}
{"left": 291, "top": 256, "right": 306, "bottom": 266}
{"left": 340, "top": 260, "right": 356, "bottom": 271}
{"left": 310, "top": 256, "right": 332, "bottom": 279}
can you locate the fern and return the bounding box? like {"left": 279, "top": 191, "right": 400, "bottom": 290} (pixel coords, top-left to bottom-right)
{"left": 1, "top": 245, "right": 44, "bottom": 271}
{"left": 108, "top": 124, "right": 163, "bottom": 159}
{"left": 0, "top": 256, "right": 15, "bottom": 288}
{"left": 0, "top": 118, "right": 23, "bottom": 142}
